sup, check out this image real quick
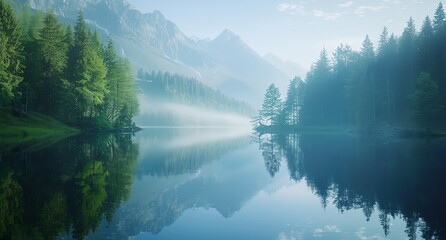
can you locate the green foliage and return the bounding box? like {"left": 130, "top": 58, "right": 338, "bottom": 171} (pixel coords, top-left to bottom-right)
{"left": 0, "top": 172, "right": 23, "bottom": 239}
{"left": 258, "top": 3, "right": 446, "bottom": 132}
{"left": 260, "top": 84, "right": 282, "bottom": 126}
{"left": 0, "top": 2, "right": 138, "bottom": 131}
{"left": 0, "top": 0, "right": 23, "bottom": 105}
{"left": 139, "top": 70, "right": 253, "bottom": 116}
{"left": 0, "top": 134, "right": 138, "bottom": 239}
{"left": 103, "top": 39, "right": 138, "bottom": 127}
{"left": 279, "top": 77, "right": 301, "bottom": 126}
{"left": 38, "top": 11, "right": 68, "bottom": 114}
{"left": 411, "top": 72, "right": 442, "bottom": 131}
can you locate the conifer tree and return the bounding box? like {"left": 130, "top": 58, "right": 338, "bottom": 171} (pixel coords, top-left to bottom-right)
{"left": 411, "top": 72, "right": 442, "bottom": 131}
{"left": 0, "top": 0, "right": 23, "bottom": 106}
{"left": 38, "top": 11, "right": 68, "bottom": 114}
{"left": 260, "top": 84, "right": 282, "bottom": 126}
{"left": 69, "top": 11, "right": 108, "bottom": 121}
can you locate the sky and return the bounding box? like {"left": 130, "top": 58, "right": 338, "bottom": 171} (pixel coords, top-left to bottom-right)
{"left": 126, "top": 0, "right": 441, "bottom": 70}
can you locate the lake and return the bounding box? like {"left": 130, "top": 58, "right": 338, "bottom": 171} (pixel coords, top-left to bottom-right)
{"left": 0, "top": 128, "right": 445, "bottom": 239}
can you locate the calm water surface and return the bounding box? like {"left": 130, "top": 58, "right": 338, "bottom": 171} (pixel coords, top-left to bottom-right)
{"left": 0, "top": 128, "right": 445, "bottom": 239}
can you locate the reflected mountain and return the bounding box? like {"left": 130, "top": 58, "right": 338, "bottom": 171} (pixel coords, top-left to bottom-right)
{"left": 259, "top": 133, "right": 446, "bottom": 239}
{"left": 89, "top": 128, "right": 273, "bottom": 239}
{"left": 135, "top": 128, "right": 251, "bottom": 176}
{"left": 0, "top": 134, "right": 138, "bottom": 240}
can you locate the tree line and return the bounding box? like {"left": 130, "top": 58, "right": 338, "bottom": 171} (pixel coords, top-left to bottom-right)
{"left": 138, "top": 70, "right": 254, "bottom": 115}
{"left": 257, "top": 3, "right": 446, "bottom": 132}
{"left": 0, "top": 0, "right": 138, "bottom": 130}
{"left": 258, "top": 133, "right": 446, "bottom": 239}
{"left": 0, "top": 134, "right": 138, "bottom": 239}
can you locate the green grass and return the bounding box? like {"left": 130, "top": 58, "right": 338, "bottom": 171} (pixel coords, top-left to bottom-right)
{"left": 0, "top": 109, "right": 79, "bottom": 146}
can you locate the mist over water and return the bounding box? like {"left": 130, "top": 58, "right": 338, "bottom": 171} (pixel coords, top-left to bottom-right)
{"left": 137, "top": 94, "right": 252, "bottom": 127}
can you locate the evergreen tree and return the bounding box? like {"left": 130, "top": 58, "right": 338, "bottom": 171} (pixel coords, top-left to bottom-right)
{"left": 433, "top": 2, "right": 445, "bottom": 34}
{"left": 103, "top": 38, "right": 138, "bottom": 127}
{"left": 0, "top": 0, "right": 23, "bottom": 107}
{"left": 279, "top": 77, "right": 301, "bottom": 125}
{"left": 260, "top": 84, "right": 282, "bottom": 125}
{"left": 300, "top": 49, "right": 332, "bottom": 125}
{"left": 396, "top": 17, "right": 417, "bottom": 122}
{"left": 417, "top": 16, "right": 434, "bottom": 73}
{"left": 19, "top": 11, "right": 43, "bottom": 113}
{"left": 69, "top": 11, "right": 108, "bottom": 121}
{"left": 38, "top": 11, "right": 68, "bottom": 115}
{"left": 411, "top": 72, "right": 442, "bottom": 131}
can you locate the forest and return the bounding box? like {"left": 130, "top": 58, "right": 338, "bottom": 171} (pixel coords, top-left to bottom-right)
{"left": 0, "top": 134, "right": 138, "bottom": 239}
{"left": 256, "top": 3, "right": 446, "bottom": 133}
{"left": 137, "top": 70, "right": 254, "bottom": 115}
{"left": 0, "top": 0, "right": 138, "bottom": 131}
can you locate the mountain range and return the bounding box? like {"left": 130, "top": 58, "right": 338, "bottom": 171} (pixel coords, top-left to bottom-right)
{"left": 16, "top": 0, "right": 301, "bottom": 105}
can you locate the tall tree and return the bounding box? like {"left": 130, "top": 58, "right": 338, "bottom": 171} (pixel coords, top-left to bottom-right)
{"left": 357, "top": 35, "right": 376, "bottom": 126}
{"left": 395, "top": 17, "right": 417, "bottom": 123}
{"left": 433, "top": 2, "right": 445, "bottom": 34}
{"left": 279, "top": 77, "right": 301, "bottom": 126}
{"left": 417, "top": 16, "right": 434, "bottom": 73}
{"left": 260, "top": 84, "right": 282, "bottom": 125}
{"left": 38, "top": 11, "right": 68, "bottom": 115}
{"left": 69, "top": 11, "right": 108, "bottom": 122}
{"left": 411, "top": 72, "right": 442, "bottom": 131}
{"left": 300, "top": 49, "right": 332, "bottom": 125}
{"left": 0, "top": 0, "right": 23, "bottom": 107}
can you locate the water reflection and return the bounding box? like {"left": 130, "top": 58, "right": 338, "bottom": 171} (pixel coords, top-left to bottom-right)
{"left": 135, "top": 127, "right": 251, "bottom": 176}
{"left": 259, "top": 133, "right": 446, "bottom": 239}
{"left": 0, "top": 134, "right": 138, "bottom": 239}
{"left": 1, "top": 129, "right": 445, "bottom": 239}
{"left": 89, "top": 128, "right": 261, "bottom": 238}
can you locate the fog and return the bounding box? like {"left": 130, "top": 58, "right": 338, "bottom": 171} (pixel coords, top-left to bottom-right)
{"left": 137, "top": 94, "right": 252, "bottom": 127}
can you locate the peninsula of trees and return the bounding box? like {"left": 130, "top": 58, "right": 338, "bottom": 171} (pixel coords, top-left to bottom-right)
{"left": 256, "top": 3, "right": 446, "bottom": 134}
{"left": 0, "top": 0, "right": 138, "bottom": 132}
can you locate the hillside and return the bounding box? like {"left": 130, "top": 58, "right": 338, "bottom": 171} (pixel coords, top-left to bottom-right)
{"left": 14, "top": 0, "right": 290, "bottom": 105}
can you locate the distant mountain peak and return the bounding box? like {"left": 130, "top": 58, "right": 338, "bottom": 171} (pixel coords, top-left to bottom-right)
{"left": 215, "top": 28, "right": 240, "bottom": 42}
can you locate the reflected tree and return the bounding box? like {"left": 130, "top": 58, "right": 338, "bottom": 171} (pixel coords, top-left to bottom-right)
{"left": 0, "top": 172, "right": 23, "bottom": 240}
{"left": 257, "top": 133, "right": 446, "bottom": 239}
{"left": 0, "top": 133, "right": 138, "bottom": 239}
{"left": 259, "top": 134, "right": 282, "bottom": 177}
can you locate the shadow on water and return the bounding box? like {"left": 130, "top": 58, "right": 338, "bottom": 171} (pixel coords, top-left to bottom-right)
{"left": 0, "top": 133, "right": 138, "bottom": 240}
{"left": 258, "top": 132, "right": 446, "bottom": 239}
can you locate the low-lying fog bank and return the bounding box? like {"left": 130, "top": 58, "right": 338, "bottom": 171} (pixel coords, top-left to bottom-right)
{"left": 136, "top": 95, "right": 252, "bottom": 127}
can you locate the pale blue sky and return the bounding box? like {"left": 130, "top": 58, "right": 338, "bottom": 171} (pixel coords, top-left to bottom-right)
{"left": 126, "top": 0, "right": 440, "bottom": 70}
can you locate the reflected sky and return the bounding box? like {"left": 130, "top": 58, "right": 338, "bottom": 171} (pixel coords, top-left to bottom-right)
{"left": 103, "top": 129, "right": 412, "bottom": 240}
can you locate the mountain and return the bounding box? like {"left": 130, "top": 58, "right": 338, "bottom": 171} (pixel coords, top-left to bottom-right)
{"left": 17, "top": 0, "right": 289, "bottom": 105}
{"left": 263, "top": 53, "right": 307, "bottom": 79}
{"left": 202, "top": 29, "right": 289, "bottom": 101}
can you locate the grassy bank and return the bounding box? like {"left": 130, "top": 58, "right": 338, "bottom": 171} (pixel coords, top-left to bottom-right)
{"left": 0, "top": 109, "right": 79, "bottom": 144}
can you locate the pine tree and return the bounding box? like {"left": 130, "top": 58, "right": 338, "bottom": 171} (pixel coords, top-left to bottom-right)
{"left": 69, "top": 11, "right": 108, "bottom": 121}
{"left": 0, "top": 0, "right": 23, "bottom": 107}
{"left": 38, "top": 11, "right": 68, "bottom": 115}
{"left": 279, "top": 77, "right": 301, "bottom": 126}
{"left": 260, "top": 84, "right": 282, "bottom": 126}
{"left": 417, "top": 16, "right": 434, "bottom": 73}
{"left": 411, "top": 72, "right": 442, "bottom": 131}
{"left": 433, "top": 2, "right": 445, "bottom": 34}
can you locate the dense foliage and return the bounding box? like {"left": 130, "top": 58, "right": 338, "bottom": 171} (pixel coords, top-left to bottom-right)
{"left": 258, "top": 133, "right": 446, "bottom": 239}
{"left": 138, "top": 70, "right": 254, "bottom": 115}
{"left": 258, "top": 3, "right": 446, "bottom": 131}
{"left": 0, "top": 134, "right": 138, "bottom": 240}
{"left": 0, "top": 1, "right": 138, "bottom": 130}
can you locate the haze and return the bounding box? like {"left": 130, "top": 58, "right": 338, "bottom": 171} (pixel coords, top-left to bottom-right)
{"left": 127, "top": 0, "right": 439, "bottom": 70}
